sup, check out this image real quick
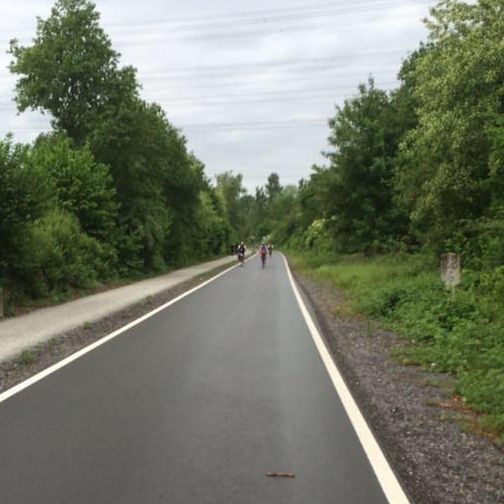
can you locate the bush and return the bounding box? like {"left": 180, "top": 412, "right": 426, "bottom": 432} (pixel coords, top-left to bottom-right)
{"left": 287, "top": 250, "right": 504, "bottom": 438}
{"left": 18, "top": 209, "right": 111, "bottom": 298}
{"left": 31, "top": 136, "right": 119, "bottom": 241}
{"left": 0, "top": 138, "right": 51, "bottom": 284}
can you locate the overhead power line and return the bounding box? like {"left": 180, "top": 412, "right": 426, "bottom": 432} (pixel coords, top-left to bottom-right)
{"left": 181, "top": 119, "right": 327, "bottom": 131}
{"left": 135, "top": 49, "right": 407, "bottom": 79}
{"left": 0, "top": 50, "right": 405, "bottom": 87}
{"left": 107, "top": 2, "right": 432, "bottom": 46}
{"left": 157, "top": 89, "right": 398, "bottom": 107}
{"left": 141, "top": 69, "right": 393, "bottom": 91}
{"left": 105, "top": 0, "right": 433, "bottom": 34}
{"left": 0, "top": 82, "right": 398, "bottom": 109}
{"left": 110, "top": 22, "right": 400, "bottom": 48}
{"left": 145, "top": 81, "right": 397, "bottom": 101}
{"left": 0, "top": 80, "right": 399, "bottom": 108}
{"left": 1, "top": 0, "right": 433, "bottom": 37}
{"left": 0, "top": 119, "right": 328, "bottom": 135}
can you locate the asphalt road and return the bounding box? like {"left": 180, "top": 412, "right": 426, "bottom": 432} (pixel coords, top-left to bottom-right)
{"left": 0, "top": 253, "right": 390, "bottom": 504}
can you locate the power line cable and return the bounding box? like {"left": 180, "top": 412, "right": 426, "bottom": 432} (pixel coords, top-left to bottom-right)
{"left": 144, "top": 81, "right": 397, "bottom": 101}
{"left": 141, "top": 69, "right": 393, "bottom": 91}
{"left": 1, "top": 0, "right": 433, "bottom": 36}
{"left": 0, "top": 119, "right": 328, "bottom": 134}
{"left": 109, "top": 19, "right": 418, "bottom": 48}
{"left": 105, "top": 0, "right": 433, "bottom": 34}
{"left": 0, "top": 79, "right": 399, "bottom": 105}
{"left": 107, "top": 2, "right": 434, "bottom": 47}
{"left": 133, "top": 49, "right": 407, "bottom": 79}
{"left": 156, "top": 88, "right": 398, "bottom": 106}
{"left": 181, "top": 119, "right": 327, "bottom": 130}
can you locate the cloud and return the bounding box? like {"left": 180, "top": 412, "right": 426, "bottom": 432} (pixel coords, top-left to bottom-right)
{"left": 0, "top": 0, "right": 435, "bottom": 191}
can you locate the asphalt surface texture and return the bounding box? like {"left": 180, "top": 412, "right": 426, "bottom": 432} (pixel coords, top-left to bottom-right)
{"left": 0, "top": 253, "right": 389, "bottom": 504}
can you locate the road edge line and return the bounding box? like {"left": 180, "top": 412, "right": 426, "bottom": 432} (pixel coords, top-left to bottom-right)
{"left": 0, "top": 261, "right": 240, "bottom": 406}
{"left": 281, "top": 253, "right": 411, "bottom": 504}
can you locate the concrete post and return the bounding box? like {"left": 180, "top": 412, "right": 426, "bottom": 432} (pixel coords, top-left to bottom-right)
{"left": 440, "top": 253, "right": 461, "bottom": 291}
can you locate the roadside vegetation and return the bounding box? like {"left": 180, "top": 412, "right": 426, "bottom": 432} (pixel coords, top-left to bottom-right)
{"left": 0, "top": 0, "right": 265, "bottom": 312}
{"left": 288, "top": 252, "right": 504, "bottom": 442}
{"left": 256, "top": 0, "right": 504, "bottom": 440}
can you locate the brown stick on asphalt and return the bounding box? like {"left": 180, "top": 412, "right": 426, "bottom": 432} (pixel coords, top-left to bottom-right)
{"left": 265, "top": 472, "right": 296, "bottom": 478}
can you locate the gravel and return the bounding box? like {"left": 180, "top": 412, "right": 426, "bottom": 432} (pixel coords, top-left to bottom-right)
{"left": 294, "top": 272, "right": 504, "bottom": 504}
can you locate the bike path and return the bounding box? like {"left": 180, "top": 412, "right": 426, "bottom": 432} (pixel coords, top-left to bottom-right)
{"left": 0, "top": 253, "right": 394, "bottom": 503}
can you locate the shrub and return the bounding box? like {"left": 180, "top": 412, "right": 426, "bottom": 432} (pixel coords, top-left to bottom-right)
{"left": 31, "top": 136, "right": 119, "bottom": 241}
{"left": 18, "top": 209, "right": 110, "bottom": 297}
{"left": 287, "top": 250, "right": 504, "bottom": 437}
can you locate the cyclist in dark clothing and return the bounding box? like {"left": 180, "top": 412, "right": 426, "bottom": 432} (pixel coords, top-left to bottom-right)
{"left": 236, "top": 242, "right": 246, "bottom": 265}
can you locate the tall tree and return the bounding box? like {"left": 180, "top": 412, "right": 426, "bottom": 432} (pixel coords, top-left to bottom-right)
{"left": 322, "top": 78, "right": 408, "bottom": 253}
{"left": 397, "top": 0, "right": 504, "bottom": 250}
{"left": 215, "top": 171, "right": 245, "bottom": 235}
{"left": 9, "top": 0, "right": 221, "bottom": 271}
{"left": 265, "top": 172, "right": 282, "bottom": 202}
{"left": 9, "top": 0, "right": 137, "bottom": 144}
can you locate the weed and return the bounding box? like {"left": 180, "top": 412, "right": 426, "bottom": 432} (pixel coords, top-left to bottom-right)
{"left": 19, "top": 350, "right": 36, "bottom": 366}
{"left": 424, "top": 378, "right": 442, "bottom": 388}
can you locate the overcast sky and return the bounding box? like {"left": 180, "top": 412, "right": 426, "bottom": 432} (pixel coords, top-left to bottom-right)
{"left": 0, "top": 0, "right": 436, "bottom": 191}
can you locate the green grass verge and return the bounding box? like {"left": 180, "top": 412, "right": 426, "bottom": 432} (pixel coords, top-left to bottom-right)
{"left": 287, "top": 250, "right": 504, "bottom": 442}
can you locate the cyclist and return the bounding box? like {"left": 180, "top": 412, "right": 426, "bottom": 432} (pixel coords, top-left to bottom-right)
{"left": 236, "top": 241, "right": 246, "bottom": 266}
{"left": 259, "top": 242, "right": 268, "bottom": 267}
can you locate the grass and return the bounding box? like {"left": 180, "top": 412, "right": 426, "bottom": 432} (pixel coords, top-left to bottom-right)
{"left": 18, "top": 350, "right": 36, "bottom": 366}
{"left": 287, "top": 250, "right": 504, "bottom": 443}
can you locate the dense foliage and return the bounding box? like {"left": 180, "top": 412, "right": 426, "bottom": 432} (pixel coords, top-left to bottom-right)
{"left": 1, "top": 0, "right": 241, "bottom": 308}
{"left": 288, "top": 252, "right": 504, "bottom": 442}
{"left": 262, "top": 0, "right": 504, "bottom": 438}
{"left": 264, "top": 1, "right": 504, "bottom": 263}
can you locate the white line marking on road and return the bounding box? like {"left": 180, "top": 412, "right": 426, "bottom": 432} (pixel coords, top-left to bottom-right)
{"left": 282, "top": 254, "right": 411, "bottom": 504}
{"left": 0, "top": 260, "right": 242, "bottom": 406}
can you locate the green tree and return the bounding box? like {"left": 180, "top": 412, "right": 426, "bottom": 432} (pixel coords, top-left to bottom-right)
{"left": 215, "top": 171, "right": 246, "bottom": 235}
{"left": 323, "top": 78, "right": 408, "bottom": 253}
{"left": 397, "top": 0, "right": 504, "bottom": 250}
{"left": 31, "top": 136, "right": 118, "bottom": 241}
{"left": 10, "top": 0, "right": 218, "bottom": 271}
{"left": 268, "top": 185, "right": 300, "bottom": 245}
{"left": 0, "top": 138, "right": 51, "bottom": 284}
{"left": 265, "top": 172, "right": 282, "bottom": 202}
{"left": 9, "top": 0, "right": 137, "bottom": 144}
{"left": 192, "top": 190, "right": 231, "bottom": 257}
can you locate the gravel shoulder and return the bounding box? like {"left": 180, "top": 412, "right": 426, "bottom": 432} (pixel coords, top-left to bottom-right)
{"left": 293, "top": 271, "right": 504, "bottom": 504}
{"left": 0, "top": 262, "right": 234, "bottom": 395}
